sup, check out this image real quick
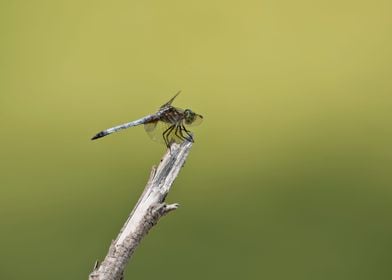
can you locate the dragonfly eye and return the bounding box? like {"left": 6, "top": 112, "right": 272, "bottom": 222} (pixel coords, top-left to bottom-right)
{"left": 184, "top": 109, "right": 196, "bottom": 125}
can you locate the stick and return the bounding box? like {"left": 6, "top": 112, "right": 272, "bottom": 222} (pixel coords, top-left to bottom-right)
{"left": 89, "top": 141, "right": 193, "bottom": 280}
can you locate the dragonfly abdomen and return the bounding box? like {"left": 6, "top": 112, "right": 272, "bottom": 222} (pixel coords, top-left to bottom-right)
{"left": 91, "top": 114, "right": 158, "bottom": 140}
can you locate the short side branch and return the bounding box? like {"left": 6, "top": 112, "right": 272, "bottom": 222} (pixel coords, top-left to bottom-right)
{"left": 89, "top": 141, "right": 193, "bottom": 280}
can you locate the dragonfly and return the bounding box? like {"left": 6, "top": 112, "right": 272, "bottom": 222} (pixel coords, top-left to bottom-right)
{"left": 91, "top": 92, "right": 203, "bottom": 148}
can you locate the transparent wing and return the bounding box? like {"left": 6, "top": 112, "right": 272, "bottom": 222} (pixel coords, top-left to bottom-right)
{"left": 144, "top": 121, "right": 163, "bottom": 144}
{"left": 186, "top": 114, "right": 203, "bottom": 127}
{"left": 144, "top": 121, "right": 186, "bottom": 145}
{"left": 160, "top": 91, "right": 181, "bottom": 108}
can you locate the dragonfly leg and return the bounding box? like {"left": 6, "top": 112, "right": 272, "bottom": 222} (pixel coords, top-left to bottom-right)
{"left": 181, "top": 125, "right": 194, "bottom": 142}
{"left": 162, "top": 125, "right": 172, "bottom": 147}
{"left": 162, "top": 124, "right": 175, "bottom": 148}
{"left": 178, "top": 126, "right": 192, "bottom": 142}
{"left": 174, "top": 125, "right": 188, "bottom": 142}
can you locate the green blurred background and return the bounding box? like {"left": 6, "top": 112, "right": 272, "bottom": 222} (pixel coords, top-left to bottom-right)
{"left": 1, "top": 0, "right": 392, "bottom": 279}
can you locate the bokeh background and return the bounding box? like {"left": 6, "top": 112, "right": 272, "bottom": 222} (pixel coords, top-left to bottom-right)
{"left": 1, "top": 0, "right": 392, "bottom": 279}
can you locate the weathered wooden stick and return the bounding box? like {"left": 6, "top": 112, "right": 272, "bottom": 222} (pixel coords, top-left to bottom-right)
{"left": 89, "top": 141, "right": 193, "bottom": 280}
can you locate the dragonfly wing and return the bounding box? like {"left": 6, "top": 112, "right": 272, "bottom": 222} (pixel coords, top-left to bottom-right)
{"left": 144, "top": 121, "right": 165, "bottom": 144}
{"left": 160, "top": 91, "right": 181, "bottom": 108}
{"left": 185, "top": 114, "right": 203, "bottom": 127}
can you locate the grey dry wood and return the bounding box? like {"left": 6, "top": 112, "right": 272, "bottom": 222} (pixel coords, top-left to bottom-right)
{"left": 89, "top": 141, "right": 193, "bottom": 280}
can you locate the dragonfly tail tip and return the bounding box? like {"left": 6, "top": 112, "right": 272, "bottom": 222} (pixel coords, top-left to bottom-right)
{"left": 91, "top": 131, "right": 109, "bottom": 140}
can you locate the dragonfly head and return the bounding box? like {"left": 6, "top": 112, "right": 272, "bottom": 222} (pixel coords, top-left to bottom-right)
{"left": 184, "top": 109, "right": 203, "bottom": 126}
